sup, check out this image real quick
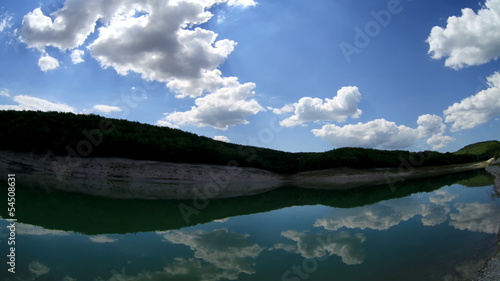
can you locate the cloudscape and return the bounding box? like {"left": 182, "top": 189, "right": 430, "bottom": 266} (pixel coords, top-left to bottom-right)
{"left": 1, "top": 0, "right": 499, "bottom": 152}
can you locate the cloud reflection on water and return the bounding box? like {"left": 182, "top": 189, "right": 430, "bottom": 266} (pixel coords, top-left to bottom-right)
{"left": 450, "top": 203, "right": 500, "bottom": 234}
{"left": 314, "top": 189, "right": 500, "bottom": 234}
{"left": 275, "top": 230, "right": 366, "bottom": 265}
{"left": 162, "top": 228, "right": 263, "bottom": 280}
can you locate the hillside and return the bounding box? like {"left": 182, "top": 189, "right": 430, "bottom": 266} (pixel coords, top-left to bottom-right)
{"left": 0, "top": 110, "right": 484, "bottom": 174}
{"left": 454, "top": 140, "right": 500, "bottom": 159}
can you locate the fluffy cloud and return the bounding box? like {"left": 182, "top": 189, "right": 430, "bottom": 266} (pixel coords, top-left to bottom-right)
{"left": 312, "top": 113, "right": 454, "bottom": 150}
{"left": 0, "top": 95, "right": 75, "bottom": 112}
{"left": 168, "top": 69, "right": 242, "bottom": 98}
{"left": 416, "top": 114, "right": 446, "bottom": 138}
{"left": 18, "top": 0, "right": 239, "bottom": 78}
{"left": 70, "top": 49, "right": 85, "bottom": 64}
{"left": 17, "top": 0, "right": 249, "bottom": 75}
{"left": 92, "top": 104, "right": 122, "bottom": 113}
{"left": 275, "top": 86, "right": 362, "bottom": 127}
{"left": 426, "top": 134, "right": 455, "bottom": 150}
{"left": 427, "top": 0, "right": 500, "bottom": 69}
{"left": 214, "top": 135, "right": 230, "bottom": 142}
{"left": 279, "top": 230, "right": 366, "bottom": 265}
{"left": 38, "top": 54, "right": 60, "bottom": 72}
{"left": 417, "top": 114, "right": 455, "bottom": 150}
{"left": 19, "top": 2, "right": 102, "bottom": 50}
{"left": 18, "top": 0, "right": 262, "bottom": 128}
{"left": 89, "top": 5, "right": 235, "bottom": 82}
{"left": 312, "top": 119, "right": 418, "bottom": 149}
{"left": 160, "top": 81, "right": 264, "bottom": 130}
{"left": 444, "top": 72, "right": 500, "bottom": 131}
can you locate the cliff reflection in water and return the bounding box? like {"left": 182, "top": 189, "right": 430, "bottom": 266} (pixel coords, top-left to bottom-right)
{"left": 0, "top": 170, "right": 494, "bottom": 235}
{"left": 1, "top": 169, "right": 498, "bottom": 281}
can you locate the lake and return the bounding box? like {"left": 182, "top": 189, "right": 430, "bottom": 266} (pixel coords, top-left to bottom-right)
{"left": 0, "top": 170, "right": 499, "bottom": 281}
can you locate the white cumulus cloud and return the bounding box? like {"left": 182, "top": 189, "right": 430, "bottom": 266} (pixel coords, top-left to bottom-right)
{"left": 38, "top": 53, "right": 60, "bottom": 72}
{"left": 312, "top": 119, "right": 418, "bottom": 149}
{"left": 18, "top": 0, "right": 262, "bottom": 129}
{"left": 427, "top": 0, "right": 500, "bottom": 69}
{"left": 70, "top": 49, "right": 85, "bottom": 64}
{"left": 275, "top": 86, "right": 362, "bottom": 127}
{"left": 168, "top": 69, "right": 242, "bottom": 98}
{"left": 160, "top": 81, "right": 264, "bottom": 130}
{"left": 444, "top": 72, "right": 500, "bottom": 131}
{"left": 417, "top": 114, "right": 455, "bottom": 150}
{"left": 312, "top": 114, "right": 454, "bottom": 150}
{"left": 89, "top": 9, "right": 235, "bottom": 82}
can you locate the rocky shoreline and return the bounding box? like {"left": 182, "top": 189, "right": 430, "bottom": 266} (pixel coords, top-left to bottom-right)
{"left": 0, "top": 150, "right": 491, "bottom": 199}
{"left": 0, "top": 150, "right": 284, "bottom": 199}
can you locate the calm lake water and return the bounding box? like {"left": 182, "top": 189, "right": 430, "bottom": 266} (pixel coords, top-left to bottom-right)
{"left": 1, "top": 170, "right": 499, "bottom": 281}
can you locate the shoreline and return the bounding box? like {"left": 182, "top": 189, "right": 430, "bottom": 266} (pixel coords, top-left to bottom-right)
{"left": 2, "top": 149, "right": 499, "bottom": 278}
{"left": 0, "top": 149, "right": 491, "bottom": 199}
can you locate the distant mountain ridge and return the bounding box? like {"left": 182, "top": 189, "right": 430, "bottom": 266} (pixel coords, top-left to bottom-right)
{"left": 0, "top": 110, "right": 496, "bottom": 174}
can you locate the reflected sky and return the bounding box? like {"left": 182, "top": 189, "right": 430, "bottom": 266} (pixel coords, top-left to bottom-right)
{"left": 314, "top": 187, "right": 500, "bottom": 234}
{"left": 2, "top": 179, "right": 499, "bottom": 281}
{"left": 275, "top": 230, "right": 366, "bottom": 265}
{"left": 162, "top": 229, "right": 263, "bottom": 280}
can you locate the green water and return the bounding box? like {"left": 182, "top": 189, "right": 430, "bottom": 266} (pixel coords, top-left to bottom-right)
{"left": 0, "top": 170, "right": 499, "bottom": 281}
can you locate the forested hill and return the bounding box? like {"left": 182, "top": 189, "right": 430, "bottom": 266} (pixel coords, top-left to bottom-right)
{"left": 454, "top": 140, "right": 500, "bottom": 159}
{"left": 0, "top": 110, "right": 494, "bottom": 174}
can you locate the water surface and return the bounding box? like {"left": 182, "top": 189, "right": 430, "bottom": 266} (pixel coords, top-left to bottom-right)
{"left": 0, "top": 170, "right": 499, "bottom": 281}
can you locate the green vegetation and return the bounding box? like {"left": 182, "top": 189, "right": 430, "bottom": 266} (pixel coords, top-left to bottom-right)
{"left": 454, "top": 140, "right": 500, "bottom": 160}
{"left": 0, "top": 110, "right": 489, "bottom": 173}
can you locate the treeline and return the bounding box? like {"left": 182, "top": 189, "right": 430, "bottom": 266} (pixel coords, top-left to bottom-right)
{"left": 0, "top": 110, "right": 489, "bottom": 174}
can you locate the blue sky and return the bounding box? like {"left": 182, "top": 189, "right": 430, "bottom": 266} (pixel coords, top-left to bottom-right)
{"left": 0, "top": 0, "right": 499, "bottom": 153}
